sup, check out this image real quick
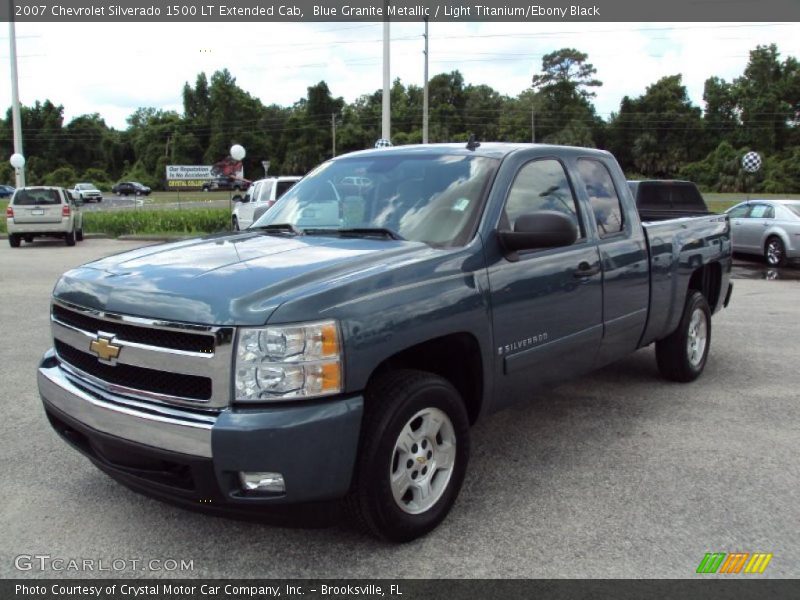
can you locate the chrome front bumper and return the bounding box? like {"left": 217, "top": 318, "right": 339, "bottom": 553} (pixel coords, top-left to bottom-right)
{"left": 38, "top": 348, "right": 364, "bottom": 505}
{"left": 38, "top": 352, "right": 215, "bottom": 457}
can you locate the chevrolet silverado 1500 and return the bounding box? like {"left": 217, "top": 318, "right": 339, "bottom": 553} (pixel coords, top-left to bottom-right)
{"left": 38, "top": 143, "right": 732, "bottom": 541}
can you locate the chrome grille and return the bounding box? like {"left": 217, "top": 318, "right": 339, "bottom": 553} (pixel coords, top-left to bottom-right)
{"left": 50, "top": 300, "right": 234, "bottom": 409}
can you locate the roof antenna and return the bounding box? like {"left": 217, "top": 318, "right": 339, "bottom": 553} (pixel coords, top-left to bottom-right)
{"left": 466, "top": 134, "right": 480, "bottom": 151}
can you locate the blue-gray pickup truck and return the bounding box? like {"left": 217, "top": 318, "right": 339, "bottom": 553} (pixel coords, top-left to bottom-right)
{"left": 38, "top": 143, "right": 732, "bottom": 541}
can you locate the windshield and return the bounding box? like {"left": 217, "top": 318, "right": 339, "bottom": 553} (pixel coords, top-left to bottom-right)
{"left": 76, "top": 183, "right": 94, "bottom": 190}
{"left": 253, "top": 154, "right": 497, "bottom": 246}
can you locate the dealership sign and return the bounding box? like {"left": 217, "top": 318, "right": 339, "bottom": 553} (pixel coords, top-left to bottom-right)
{"left": 165, "top": 162, "right": 245, "bottom": 190}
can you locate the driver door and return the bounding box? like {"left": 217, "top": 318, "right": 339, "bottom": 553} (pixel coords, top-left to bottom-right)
{"left": 486, "top": 157, "right": 602, "bottom": 408}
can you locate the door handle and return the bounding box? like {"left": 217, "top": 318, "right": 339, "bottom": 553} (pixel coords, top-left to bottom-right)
{"left": 574, "top": 262, "right": 600, "bottom": 278}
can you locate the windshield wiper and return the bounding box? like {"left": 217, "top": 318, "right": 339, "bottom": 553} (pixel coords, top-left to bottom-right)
{"left": 304, "top": 227, "right": 405, "bottom": 241}
{"left": 250, "top": 223, "right": 304, "bottom": 236}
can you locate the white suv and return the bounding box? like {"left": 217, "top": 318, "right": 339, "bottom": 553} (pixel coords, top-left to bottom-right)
{"left": 231, "top": 176, "right": 301, "bottom": 230}
{"left": 6, "top": 186, "right": 84, "bottom": 247}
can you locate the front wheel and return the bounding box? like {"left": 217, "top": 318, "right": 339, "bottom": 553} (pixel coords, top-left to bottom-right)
{"left": 346, "top": 370, "right": 470, "bottom": 542}
{"left": 765, "top": 236, "right": 787, "bottom": 267}
{"left": 656, "top": 291, "right": 711, "bottom": 382}
{"left": 232, "top": 216, "right": 240, "bottom": 231}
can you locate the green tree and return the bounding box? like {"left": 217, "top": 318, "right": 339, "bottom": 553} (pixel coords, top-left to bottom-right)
{"left": 608, "top": 75, "right": 703, "bottom": 176}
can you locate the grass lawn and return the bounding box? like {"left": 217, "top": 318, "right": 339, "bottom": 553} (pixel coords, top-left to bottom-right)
{"left": 137, "top": 191, "right": 234, "bottom": 205}
{"left": 703, "top": 192, "right": 800, "bottom": 213}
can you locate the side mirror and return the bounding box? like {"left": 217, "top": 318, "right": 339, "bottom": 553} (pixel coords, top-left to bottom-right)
{"left": 498, "top": 210, "right": 578, "bottom": 254}
{"left": 232, "top": 194, "right": 245, "bottom": 203}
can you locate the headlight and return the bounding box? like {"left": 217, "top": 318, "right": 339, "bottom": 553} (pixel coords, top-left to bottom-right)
{"left": 234, "top": 320, "right": 342, "bottom": 402}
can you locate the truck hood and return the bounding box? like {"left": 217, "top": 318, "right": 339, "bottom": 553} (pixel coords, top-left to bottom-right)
{"left": 53, "top": 231, "right": 431, "bottom": 325}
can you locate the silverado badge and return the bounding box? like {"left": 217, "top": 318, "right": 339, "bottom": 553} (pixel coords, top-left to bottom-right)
{"left": 89, "top": 335, "right": 121, "bottom": 364}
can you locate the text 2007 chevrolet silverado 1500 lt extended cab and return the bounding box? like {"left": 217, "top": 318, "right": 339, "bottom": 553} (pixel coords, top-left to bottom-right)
{"left": 38, "top": 143, "right": 732, "bottom": 541}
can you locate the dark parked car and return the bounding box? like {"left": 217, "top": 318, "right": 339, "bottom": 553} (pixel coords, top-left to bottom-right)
{"left": 202, "top": 177, "right": 250, "bottom": 192}
{"left": 0, "top": 184, "right": 15, "bottom": 199}
{"left": 112, "top": 181, "right": 151, "bottom": 196}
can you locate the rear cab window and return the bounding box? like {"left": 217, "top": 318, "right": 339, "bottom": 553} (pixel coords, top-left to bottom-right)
{"left": 576, "top": 159, "right": 624, "bottom": 237}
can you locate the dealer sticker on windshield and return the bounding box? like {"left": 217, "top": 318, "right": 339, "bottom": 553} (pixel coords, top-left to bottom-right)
{"left": 453, "top": 198, "right": 470, "bottom": 212}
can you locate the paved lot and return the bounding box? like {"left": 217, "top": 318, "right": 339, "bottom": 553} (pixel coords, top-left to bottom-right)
{"left": 0, "top": 239, "right": 798, "bottom": 578}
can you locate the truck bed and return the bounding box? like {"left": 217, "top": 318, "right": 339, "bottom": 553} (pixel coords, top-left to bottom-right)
{"left": 639, "top": 213, "right": 732, "bottom": 347}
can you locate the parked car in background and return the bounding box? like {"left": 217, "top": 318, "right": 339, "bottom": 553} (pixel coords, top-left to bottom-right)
{"left": 112, "top": 181, "right": 151, "bottom": 196}
{"left": 0, "top": 184, "right": 15, "bottom": 199}
{"left": 72, "top": 182, "right": 103, "bottom": 203}
{"left": 202, "top": 176, "right": 250, "bottom": 192}
{"left": 231, "top": 175, "right": 301, "bottom": 230}
{"left": 726, "top": 199, "right": 800, "bottom": 267}
{"left": 6, "top": 186, "right": 84, "bottom": 247}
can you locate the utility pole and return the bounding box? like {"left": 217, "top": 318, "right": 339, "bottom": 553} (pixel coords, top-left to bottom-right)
{"left": 331, "top": 113, "right": 336, "bottom": 157}
{"left": 531, "top": 107, "right": 535, "bottom": 143}
{"left": 381, "top": 3, "right": 391, "bottom": 142}
{"left": 422, "top": 17, "right": 429, "bottom": 144}
{"left": 9, "top": 19, "right": 25, "bottom": 187}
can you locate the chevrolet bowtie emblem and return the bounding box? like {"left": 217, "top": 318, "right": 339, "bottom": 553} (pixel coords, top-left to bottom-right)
{"left": 90, "top": 335, "right": 121, "bottom": 363}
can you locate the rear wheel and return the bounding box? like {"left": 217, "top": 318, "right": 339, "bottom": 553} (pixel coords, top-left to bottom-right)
{"left": 76, "top": 228, "right": 84, "bottom": 242}
{"left": 346, "top": 370, "right": 470, "bottom": 542}
{"left": 9, "top": 234, "right": 21, "bottom": 248}
{"left": 656, "top": 291, "right": 711, "bottom": 382}
{"left": 765, "top": 236, "right": 786, "bottom": 267}
{"left": 65, "top": 228, "right": 76, "bottom": 247}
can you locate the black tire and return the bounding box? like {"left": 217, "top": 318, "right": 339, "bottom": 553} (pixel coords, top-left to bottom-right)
{"left": 232, "top": 216, "right": 240, "bottom": 231}
{"left": 765, "top": 236, "right": 787, "bottom": 268}
{"left": 656, "top": 291, "right": 711, "bottom": 382}
{"left": 24, "top": 235, "right": 33, "bottom": 243}
{"left": 9, "top": 234, "right": 21, "bottom": 248}
{"left": 65, "top": 228, "right": 76, "bottom": 247}
{"left": 346, "top": 369, "right": 470, "bottom": 542}
{"left": 76, "top": 228, "right": 84, "bottom": 242}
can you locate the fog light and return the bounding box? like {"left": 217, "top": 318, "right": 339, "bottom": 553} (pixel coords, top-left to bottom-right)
{"left": 239, "top": 472, "right": 285, "bottom": 493}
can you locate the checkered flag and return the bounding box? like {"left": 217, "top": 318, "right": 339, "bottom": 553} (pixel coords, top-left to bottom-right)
{"left": 742, "top": 151, "right": 762, "bottom": 173}
{"left": 374, "top": 138, "right": 393, "bottom": 149}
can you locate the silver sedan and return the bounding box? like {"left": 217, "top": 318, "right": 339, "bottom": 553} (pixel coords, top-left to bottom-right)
{"left": 726, "top": 199, "right": 800, "bottom": 267}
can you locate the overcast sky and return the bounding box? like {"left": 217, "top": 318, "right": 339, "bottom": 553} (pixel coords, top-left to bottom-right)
{"left": 1, "top": 21, "right": 797, "bottom": 130}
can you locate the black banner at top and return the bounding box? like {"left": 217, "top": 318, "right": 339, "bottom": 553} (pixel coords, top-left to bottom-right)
{"left": 3, "top": 0, "right": 800, "bottom": 22}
